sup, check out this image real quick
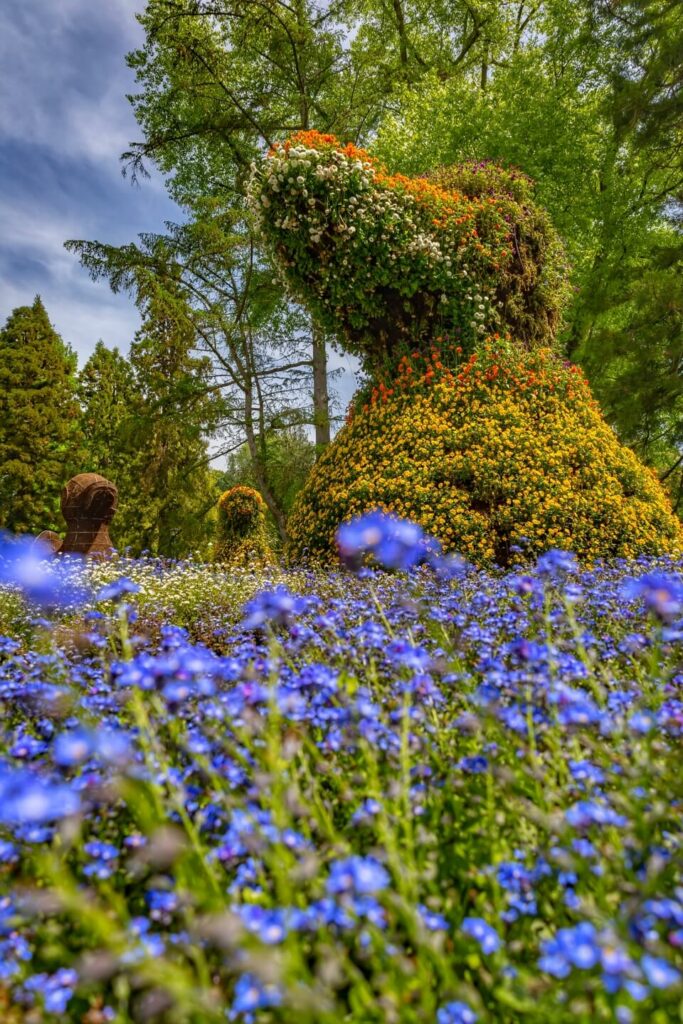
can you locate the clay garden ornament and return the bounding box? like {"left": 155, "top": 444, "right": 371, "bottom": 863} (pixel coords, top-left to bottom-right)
{"left": 58, "top": 473, "right": 118, "bottom": 558}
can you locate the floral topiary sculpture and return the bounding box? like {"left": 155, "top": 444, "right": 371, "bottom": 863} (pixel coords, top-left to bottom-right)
{"left": 249, "top": 132, "right": 681, "bottom": 566}
{"left": 250, "top": 132, "right": 570, "bottom": 377}
{"left": 213, "top": 486, "right": 274, "bottom": 567}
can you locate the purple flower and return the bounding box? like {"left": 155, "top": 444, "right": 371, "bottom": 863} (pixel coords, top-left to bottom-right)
{"left": 235, "top": 905, "right": 288, "bottom": 945}
{"left": 95, "top": 729, "right": 133, "bottom": 766}
{"left": 53, "top": 727, "right": 95, "bottom": 767}
{"left": 327, "top": 855, "right": 390, "bottom": 896}
{"left": 622, "top": 574, "right": 683, "bottom": 622}
{"left": 375, "top": 518, "right": 430, "bottom": 570}
{"left": 96, "top": 577, "right": 141, "bottom": 603}
{"left": 24, "top": 968, "right": 78, "bottom": 1014}
{"left": 0, "top": 841, "right": 18, "bottom": 864}
{"left": 641, "top": 954, "right": 681, "bottom": 989}
{"left": 84, "top": 840, "right": 120, "bottom": 880}
{"left": 85, "top": 841, "right": 119, "bottom": 862}
{"left": 241, "top": 586, "right": 308, "bottom": 630}
{"left": 0, "top": 767, "right": 79, "bottom": 825}
{"left": 351, "top": 798, "right": 381, "bottom": 824}
{"left": 566, "top": 800, "right": 627, "bottom": 829}
{"left": 418, "top": 904, "right": 448, "bottom": 931}
{"left": 436, "top": 1000, "right": 478, "bottom": 1024}
{"left": 511, "top": 574, "right": 537, "bottom": 595}
{"left": 629, "top": 710, "right": 655, "bottom": 734}
{"left": 230, "top": 972, "right": 281, "bottom": 1017}
{"left": 336, "top": 510, "right": 390, "bottom": 568}
{"left": 336, "top": 511, "right": 429, "bottom": 571}
{"left": 146, "top": 890, "right": 179, "bottom": 920}
{"left": 458, "top": 755, "right": 488, "bottom": 774}
{"left": 0, "top": 534, "right": 87, "bottom": 608}
{"left": 462, "top": 916, "right": 501, "bottom": 953}
{"left": 430, "top": 552, "right": 469, "bottom": 579}
{"left": 535, "top": 549, "right": 578, "bottom": 577}
{"left": 539, "top": 922, "right": 600, "bottom": 977}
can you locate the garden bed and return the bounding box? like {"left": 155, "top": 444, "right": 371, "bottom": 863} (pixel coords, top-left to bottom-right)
{"left": 0, "top": 542, "right": 682, "bottom": 1022}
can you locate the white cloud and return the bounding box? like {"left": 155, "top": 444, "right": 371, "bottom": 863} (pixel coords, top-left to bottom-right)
{"left": 0, "top": 0, "right": 179, "bottom": 361}
{"left": 0, "top": 0, "right": 146, "bottom": 167}
{"left": 0, "top": 273, "right": 141, "bottom": 360}
{"left": 0, "top": 193, "right": 140, "bottom": 358}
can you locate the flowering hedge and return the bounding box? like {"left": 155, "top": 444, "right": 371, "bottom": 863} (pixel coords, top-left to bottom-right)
{"left": 249, "top": 132, "right": 568, "bottom": 376}
{"left": 213, "top": 486, "right": 274, "bottom": 567}
{"left": 287, "top": 345, "right": 682, "bottom": 566}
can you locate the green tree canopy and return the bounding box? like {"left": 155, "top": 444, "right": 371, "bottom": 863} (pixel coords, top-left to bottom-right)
{"left": 122, "top": 280, "right": 226, "bottom": 558}
{"left": 0, "top": 297, "right": 83, "bottom": 535}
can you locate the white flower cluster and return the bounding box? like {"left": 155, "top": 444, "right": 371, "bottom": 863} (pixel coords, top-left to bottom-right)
{"left": 248, "top": 138, "right": 505, "bottom": 351}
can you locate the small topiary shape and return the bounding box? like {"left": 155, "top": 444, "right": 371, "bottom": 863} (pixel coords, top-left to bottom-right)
{"left": 249, "top": 132, "right": 569, "bottom": 377}
{"left": 213, "top": 486, "right": 275, "bottom": 567}
{"left": 286, "top": 344, "right": 682, "bottom": 567}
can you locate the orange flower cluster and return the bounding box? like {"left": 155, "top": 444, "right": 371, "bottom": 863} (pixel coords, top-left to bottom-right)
{"left": 286, "top": 130, "right": 497, "bottom": 249}
{"left": 349, "top": 339, "right": 595, "bottom": 423}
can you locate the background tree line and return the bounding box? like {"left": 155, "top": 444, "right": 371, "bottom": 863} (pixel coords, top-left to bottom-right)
{"left": 1, "top": 0, "right": 681, "bottom": 553}
{"left": 0, "top": 295, "right": 314, "bottom": 555}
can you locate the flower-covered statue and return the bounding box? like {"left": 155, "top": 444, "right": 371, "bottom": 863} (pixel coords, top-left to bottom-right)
{"left": 213, "top": 486, "right": 274, "bottom": 567}
{"left": 249, "top": 132, "right": 681, "bottom": 565}
{"left": 250, "top": 132, "right": 569, "bottom": 378}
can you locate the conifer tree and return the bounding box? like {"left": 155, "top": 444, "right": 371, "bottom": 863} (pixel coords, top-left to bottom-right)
{"left": 0, "top": 297, "right": 83, "bottom": 534}
{"left": 125, "top": 281, "right": 223, "bottom": 557}
{"left": 78, "top": 342, "right": 139, "bottom": 551}
{"left": 79, "top": 342, "right": 136, "bottom": 476}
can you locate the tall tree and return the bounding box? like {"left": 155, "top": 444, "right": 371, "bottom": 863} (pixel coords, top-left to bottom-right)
{"left": 0, "top": 298, "right": 83, "bottom": 535}
{"left": 78, "top": 342, "right": 140, "bottom": 552}
{"left": 121, "top": 0, "right": 389, "bottom": 450}
{"left": 79, "top": 341, "right": 136, "bottom": 483}
{"left": 124, "top": 279, "right": 224, "bottom": 558}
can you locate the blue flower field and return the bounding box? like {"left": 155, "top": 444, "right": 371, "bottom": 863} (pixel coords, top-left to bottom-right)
{"left": 0, "top": 522, "right": 682, "bottom": 1023}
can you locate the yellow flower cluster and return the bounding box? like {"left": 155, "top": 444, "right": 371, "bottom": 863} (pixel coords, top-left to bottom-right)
{"left": 214, "top": 486, "right": 275, "bottom": 567}
{"left": 287, "top": 348, "right": 682, "bottom": 566}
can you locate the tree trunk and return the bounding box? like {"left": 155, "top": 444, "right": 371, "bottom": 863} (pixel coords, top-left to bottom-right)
{"left": 392, "top": 0, "right": 409, "bottom": 71}
{"left": 312, "top": 325, "right": 331, "bottom": 451}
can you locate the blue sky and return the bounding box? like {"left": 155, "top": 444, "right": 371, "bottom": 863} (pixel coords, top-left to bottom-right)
{"left": 0, "top": 0, "right": 179, "bottom": 363}
{"left": 0, "top": 0, "right": 358, "bottom": 422}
